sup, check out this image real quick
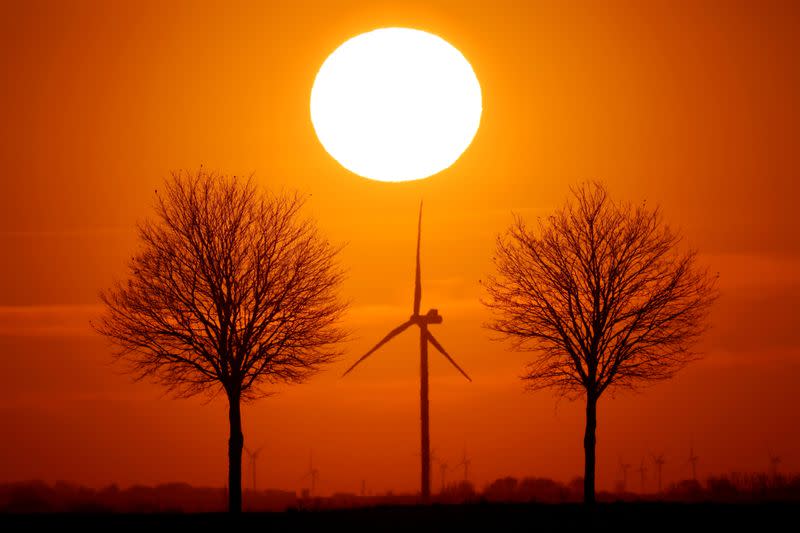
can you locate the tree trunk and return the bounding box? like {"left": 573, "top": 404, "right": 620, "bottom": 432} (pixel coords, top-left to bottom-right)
{"left": 228, "top": 392, "right": 244, "bottom": 513}
{"left": 583, "top": 393, "right": 598, "bottom": 505}
{"left": 420, "top": 324, "right": 431, "bottom": 504}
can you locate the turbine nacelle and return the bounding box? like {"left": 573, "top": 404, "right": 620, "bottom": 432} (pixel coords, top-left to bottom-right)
{"left": 412, "top": 309, "right": 443, "bottom": 325}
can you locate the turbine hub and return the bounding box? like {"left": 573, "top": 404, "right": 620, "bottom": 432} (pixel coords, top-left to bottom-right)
{"left": 412, "top": 309, "right": 443, "bottom": 325}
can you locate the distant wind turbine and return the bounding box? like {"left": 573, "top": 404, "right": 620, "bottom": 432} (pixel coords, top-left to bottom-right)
{"left": 637, "top": 459, "right": 647, "bottom": 493}
{"left": 652, "top": 454, "right": 666, "bottom": 493}
{"left": 343, "top": 204, "right": 472, "bottom": 503}
{"left": 438, "top": 460, "right": 449, "bottom": 493}
{"left": 244, "top": 444, "right": 264, "bottom": 491}
{"left": 302, "top": 452, "right": 320, "bottom": 497}
{"left": 456, "top": 449, "right": 472, "bottom": 483}
{"left": 688, "top": 446, "right": 699, "bottom": 481}
{"left": 768, "top": 450, "right": 781, "bottom": 479}
{"left": 619, "top": 458, "right": 631, "bottom": 492}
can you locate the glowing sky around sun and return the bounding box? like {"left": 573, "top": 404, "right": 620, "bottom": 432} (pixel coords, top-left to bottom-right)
{"left": 1, "top": 0, "right": 799, "bottom": 497}
{"left": 310, "top": 28, "right": 482, "bottom": 182}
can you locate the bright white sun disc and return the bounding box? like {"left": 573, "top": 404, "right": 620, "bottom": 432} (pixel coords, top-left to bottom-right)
{"left": 310, "top": 28, "right": 482, "bottom": 182}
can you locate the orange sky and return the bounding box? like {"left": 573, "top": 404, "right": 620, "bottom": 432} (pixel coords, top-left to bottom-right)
{"left": 1, "top": 0, "right": 799, "bottom": 496}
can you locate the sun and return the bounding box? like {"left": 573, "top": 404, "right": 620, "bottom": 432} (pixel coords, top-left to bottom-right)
{"left": 310, "top": 28, "right": 482, "bottom": 183}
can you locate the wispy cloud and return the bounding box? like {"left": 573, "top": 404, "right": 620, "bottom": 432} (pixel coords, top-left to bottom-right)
{"left": 704, "top": 253, "right": 800, "bottom": 289}
{"left": 0, "top": 296, "right": 485, "bottom": 338}
{"left": 0, "top": 226, "right": 133, "bottom": 237}
{"left": 0, "top": 305, "right": 102, "bottom": 337}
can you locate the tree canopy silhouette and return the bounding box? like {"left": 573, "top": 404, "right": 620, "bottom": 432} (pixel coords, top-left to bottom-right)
{"left": 95, "top": 170, "right": 347, "bottom": 513}
{"left": 483, "top": 182, "right": 717, "bottom": 505}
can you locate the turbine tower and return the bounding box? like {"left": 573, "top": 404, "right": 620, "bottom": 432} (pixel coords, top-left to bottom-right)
{"left": 619, "top": 458, "right": 631, "bottom": 492}
{"left": 456, "top": 449, "right": 472, "bottom": 483}
{"left": 768, "top": 450, "right": 781, "bottom": 479}
{"left": 688, "top": 446, "right": 699, "bottom": 481}
{"left": 343, "top": 204, "right": 472, "bottom": 503}
{"left": 244, "top": 444, "right": 264, "bottom": 492}
{"left": 652, "top": 454, "right": 666, "bottom": 493}
{"left": 637, "top": 459, "right": 647, "bottom": 493}
{"left": 303, "top": 452, "right": 320, "bottom": 497}
{"left": 439, "top": 460, "right": 449, "bottom": 493}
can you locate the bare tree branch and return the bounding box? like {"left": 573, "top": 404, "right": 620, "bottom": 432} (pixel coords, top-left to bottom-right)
{"left": 483, "top": 182, "right": 717, "bottom": 398}
{"left": 482, "top": 181, "right": 718, "bottom": 505}
{"left": 95, "top": 170, "right": 348, "bottom": 400}
{"left": 93, "top": 169, "right": 348, "bottom": 513}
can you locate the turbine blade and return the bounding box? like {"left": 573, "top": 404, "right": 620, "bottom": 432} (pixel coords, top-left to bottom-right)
{"left": 342, "top": 320, "right": 414, "bottom": 377}
{"left": 413, "top": 202, "right": 422, "bottom": 316}
{"left": 426, "top": 331, "right": 472, "bottom": 382}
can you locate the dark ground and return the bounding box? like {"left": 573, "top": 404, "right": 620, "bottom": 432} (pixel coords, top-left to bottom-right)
{"left": 1, "top": 502, "right": 797, "bottom": 531}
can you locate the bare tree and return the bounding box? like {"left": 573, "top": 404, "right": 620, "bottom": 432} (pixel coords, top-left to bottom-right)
{"left": 95, "top": 170, "right": 347, "bottom": 513}
{"left": 482, "top": 182, "right": 717, "bottom": 505}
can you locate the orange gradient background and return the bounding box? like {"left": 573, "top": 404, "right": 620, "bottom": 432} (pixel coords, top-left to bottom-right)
{"left": 1, "top": 0, "right": 798, "bottom": 495}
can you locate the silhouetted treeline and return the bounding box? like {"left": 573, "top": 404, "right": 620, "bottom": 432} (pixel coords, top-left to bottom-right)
{"left": 2, "top": 473, "right": 799, "bottom": 512}
{"left": 0, "top": 481, "right": 293, "bottom": 513}
{"left": 478, "top": 473, "right": 800, "bottom": 504}
{"left": 664, "top": 473, "right": 800, "bottom": 503}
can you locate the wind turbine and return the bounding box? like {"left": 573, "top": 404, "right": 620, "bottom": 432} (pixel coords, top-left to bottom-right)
{"left": 688, "top": 446, "right": 699, "bottom": 481}
{"left": 244, "top": 444, "right": 264, "bottom": 491}
{"left": 768, "top": 450, "right": 781, "bottom": 479}
{"left": 438, "top": 460, "right": 449, "bottom": 493}
{"left": 342, "top": 204, "right": 472, "bottom": 503}
{"left": 302, "top": 452, "right": 320, "bottom": 497}
{"left": 637, "top": 459, "right": 647, "bottom": 493}
{"left": 652, "top": 454, "right": 666, "bottom": 493}
{"left": 619, "top": 458, "right": 631, "bottom": 492}
{"left": 456, "top": 449, "right": 472, "bottom": 483}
